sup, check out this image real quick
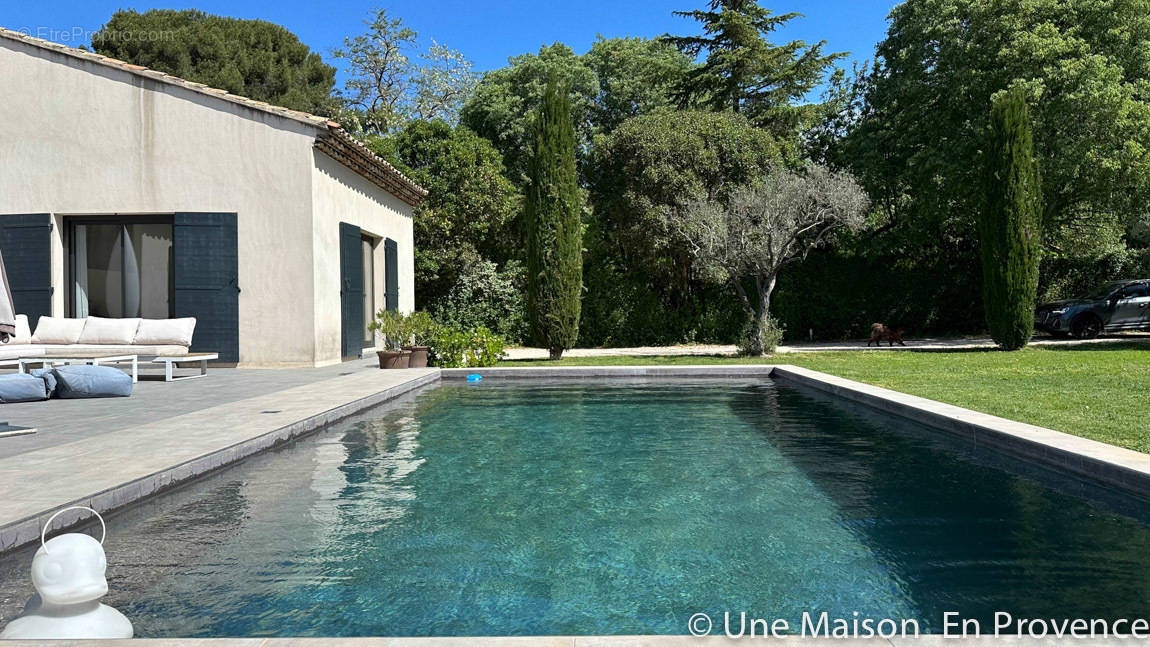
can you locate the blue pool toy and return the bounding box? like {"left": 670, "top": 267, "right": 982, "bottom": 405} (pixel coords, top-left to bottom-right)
{"left": 467, "top": 374, "right": 483, "bottom": 382}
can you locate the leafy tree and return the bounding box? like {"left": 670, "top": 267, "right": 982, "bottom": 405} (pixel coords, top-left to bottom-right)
{"left": 526, "top": 75, "right": 584, "bottom": 360}
{"left": 844, "top": 0, "right": 1150, "bottom": 264}
{"left": 460, "top": 37, "right": 695, "bottom": 184}
{"left": 91, "top": 9, "right": 336, "bottom": 114}
{"left": 370, "top": 119, "right": 520, "bottom": 314}
{"left": 583, "top": 37, "right": 695, "bottom": 135}
{"left": 413, "top": 43, "right": 480, "bottom": 123}
{"left": 663, "top": 0, "right": 843, "bottom": 133}
{"left": 674, "top": 165, "right": 868, "bottom": 355}
{"left": 430, "top": 258, "right": 528, "bottom": 343}
{"left": 591, "top": 111, "right": 790, "bottom": 291}
{"left": 333, "top": 9, "right": 417, "bottom": 134}
{"left": 334, "top": 9, "right": 477, "bottom": 135}
{"left": 582, "top": 110, "right": 788, "bottom": 346}
{"left": 784, "top": 0, "right": 1150, "bottom": 341}
{"left": 978, "top": 86, "right": 1042, "bottom": 350}
{"left": 461, "top": 44, "right": 599, "bottom": 183}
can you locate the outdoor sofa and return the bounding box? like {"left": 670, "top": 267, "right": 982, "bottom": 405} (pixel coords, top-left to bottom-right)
{"left": 0, "top": 315, "right": 196, "bottom": 361}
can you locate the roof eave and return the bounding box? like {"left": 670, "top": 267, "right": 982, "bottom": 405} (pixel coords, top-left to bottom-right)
{"left": 314, "top": 127, "right": 428, "bottom": 208}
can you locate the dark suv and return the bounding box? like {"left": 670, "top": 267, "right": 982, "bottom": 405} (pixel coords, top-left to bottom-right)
{"left": 1034, "top": 279, "right": 1150, "bottom": 338}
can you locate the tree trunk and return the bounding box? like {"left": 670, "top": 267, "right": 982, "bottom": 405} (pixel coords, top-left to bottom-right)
{"left": 742, "top": 274, "right": 778, "bottom": 357}
{"left": 744, "top": 321, "right": 764, "bottom": 357}
{"left": 549, "top": 347, "right": 564, "bottom": 361}
{"left": 758, "top": 274, "right": 776, "bottom": 321}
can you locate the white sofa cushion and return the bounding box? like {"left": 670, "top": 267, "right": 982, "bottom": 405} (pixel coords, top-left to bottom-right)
{"left": 31, "top": 317, "right": 86, "bottom": 345}
{"left": 77, "top": 317, "right": 141, "bottom": 345}
{"left": 39, "top": 344, "right": 188, "bottom": 357}
{"left": 10, "top": 315, "right": 32, "bottom": 345}
{"left": 134, "top": 318, "right": 196, "bottom": 347}
{"left": 0, "top": 344, "right": 44, "bottom": 361}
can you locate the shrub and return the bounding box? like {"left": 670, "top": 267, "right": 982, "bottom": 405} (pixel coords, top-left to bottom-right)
{"left": 428, "top": 326, "right": 468, "bottom": 367}
{"left": 579, "top": 253, "right": 747, "bottom": 347}
{"left": 468, "top": 327, "right": 506, "bottom": 367}
{"left": 739, "top": 316, "right": 784, "bottom": 356}
{"left": 406, "top": 311, "right": 436, "bottom": 346}
{"left": 369, "top": 311, "right": 507, "bottom": 365}
{"left": 772, "top": 244, "right": 987, "bottom": 341}
{"left": 1040, "top": 248, "right": 1150, "bottom": 302}
{"left": 428, "top": 259, "right": 527, "bottom": 343}
{"left": 367, "top": 310, "right": 410, "bottom": 350}
{"left": 428, "top": 324, "right": 507, "bottom": 368}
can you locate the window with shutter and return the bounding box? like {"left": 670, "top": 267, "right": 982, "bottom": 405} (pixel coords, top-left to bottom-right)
{"left": 173, "top": 213, "right": 239, "bottom": 363}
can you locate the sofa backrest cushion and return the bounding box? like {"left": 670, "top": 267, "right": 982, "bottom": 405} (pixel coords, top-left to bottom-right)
{"left": 31, "top": 317, "right": 86, "bottom": 345}
{"left": 134, "top": 317, "right": 196, "bottom": 347}
{"left": 0, "top": 373, "right": 49, "bottom": 403}
{"left": 52, "top": 365, "right": 133, "bottom": 399}
{"left": 77, "top": 316, "right": 141, "bottom": 345}
{"left": 10, "top": 315, "right": 32, "bottom": 345}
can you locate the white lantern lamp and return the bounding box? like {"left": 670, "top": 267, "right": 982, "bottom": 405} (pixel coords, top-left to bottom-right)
{"left": 0, "top": 506, "right": 133, "bottom": 639}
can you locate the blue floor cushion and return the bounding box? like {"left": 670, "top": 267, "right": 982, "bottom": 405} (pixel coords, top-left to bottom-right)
{"left": 52, "top": 365, "right": 133, "bottom": 399}
{"left": 0, "top": 373, "right": 50, "bottom": 403}
{"left": 29, "top": 368, "right": 57, "bottom": 395}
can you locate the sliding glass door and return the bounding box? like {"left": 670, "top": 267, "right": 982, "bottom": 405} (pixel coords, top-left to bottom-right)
{"left": 70, "top": 218, "right": 174, "bottom": 318}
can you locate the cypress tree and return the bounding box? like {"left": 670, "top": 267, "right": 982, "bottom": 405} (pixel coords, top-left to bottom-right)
{"left": 978, "top": 85, "right": 1042, "bottom": 350}
{"left": 526, "top": 73, "right": 584, "bottom": 360}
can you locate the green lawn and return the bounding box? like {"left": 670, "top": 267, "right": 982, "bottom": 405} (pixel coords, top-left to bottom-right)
{"left": 501, "top": 342, "right": 1150, "bottom": 452}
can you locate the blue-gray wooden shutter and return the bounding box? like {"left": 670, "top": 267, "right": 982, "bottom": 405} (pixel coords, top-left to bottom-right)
{"left": 0, "top": 214, "right": 53, "bottom": 329}
{"left": 339, "top": 222, "right": 364, "bottom": 359}
{"left": 384, "top": 238, "right": 399, "bottom": 313}
{"left": 174, "top": 213, "right": 239, "bottom": 363}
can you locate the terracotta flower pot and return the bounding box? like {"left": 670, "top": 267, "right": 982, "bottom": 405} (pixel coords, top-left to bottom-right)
{"left": 405, "top": 346, "right": 430, "bottom": 368}
{"left": 377, "top": 350, "right": 410, "bottom": 369}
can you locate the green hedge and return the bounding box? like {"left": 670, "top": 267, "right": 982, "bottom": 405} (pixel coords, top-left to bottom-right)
{"left": 772, "top": 246, "right": 986, "bottom": 341}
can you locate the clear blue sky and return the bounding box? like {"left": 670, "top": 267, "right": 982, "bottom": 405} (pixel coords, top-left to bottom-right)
{"left": 3, "top": 1, "right": 898, "bottom": 88}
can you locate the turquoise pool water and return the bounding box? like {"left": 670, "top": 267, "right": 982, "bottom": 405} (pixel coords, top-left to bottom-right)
{"left": 2, "top": 379, "right": 1150, "bottom": 636}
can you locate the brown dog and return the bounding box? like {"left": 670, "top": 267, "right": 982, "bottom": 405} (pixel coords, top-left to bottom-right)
{"left": 867, "top": 323, "right": 906, "bottom": 347}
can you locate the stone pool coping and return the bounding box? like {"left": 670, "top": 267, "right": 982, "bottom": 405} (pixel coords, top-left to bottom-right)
{"left": 444, "top": 365, "right": 1150, "bottom": 498}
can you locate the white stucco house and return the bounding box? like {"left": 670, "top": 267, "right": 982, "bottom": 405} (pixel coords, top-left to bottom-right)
{"left": 0, "top": 26, "right": 426, "bottom": 367}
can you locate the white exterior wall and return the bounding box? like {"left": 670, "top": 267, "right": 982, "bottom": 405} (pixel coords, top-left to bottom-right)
{"left": 0, "top": 37, "right": 416, "bottom": 368}
{"left": 311, "top": 152, "right": 415, "bottom": 365}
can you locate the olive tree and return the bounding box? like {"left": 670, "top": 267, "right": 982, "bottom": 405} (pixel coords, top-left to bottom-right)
{"left": 673, "top": 164, "right": 868, "bottom": 355}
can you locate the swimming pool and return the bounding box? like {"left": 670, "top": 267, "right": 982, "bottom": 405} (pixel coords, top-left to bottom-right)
{"left": 2, "top": 378, "right": 1149, "bottom": 637}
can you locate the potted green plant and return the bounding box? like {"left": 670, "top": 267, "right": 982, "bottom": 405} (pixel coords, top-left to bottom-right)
{"left": 405, "top": 311, "right": 435, "bottom": 368}
{"left": 368, "top": 310, "right": 410, "bottom": 368}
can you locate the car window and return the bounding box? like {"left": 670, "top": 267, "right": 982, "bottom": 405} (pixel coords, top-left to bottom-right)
{"left": 1080, "top": 282, "right": 1126, "bottom": 299}
{"left": 1120, "top": 284, "right": 1150, "bottom": 298}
